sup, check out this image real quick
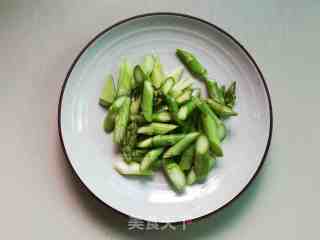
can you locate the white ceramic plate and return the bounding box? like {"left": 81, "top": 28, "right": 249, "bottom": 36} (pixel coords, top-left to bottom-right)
{"left": 59, "top": 13, "right": 272, "bottom": 223}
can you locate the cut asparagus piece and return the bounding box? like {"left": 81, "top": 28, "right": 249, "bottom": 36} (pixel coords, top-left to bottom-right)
{"left": 103, "top": 96, "right": 127, "bottom": 132}
{"left": 177, "top": 99, "right": 196, "bottom": 121}
{"left": 224, "top": 81, "right": 236, "bottom": 108}
{"left": 164, "top": 162, "right": 186, "bottom": 192}
{"left": 176, "top": 49, "right": 208, "bottom": 80}
{"left": 133, "top": 65, "right": 146, "bottom": 86}
{"left": 206, "top": 99, "right": 238, "bottom": 117}
{"left": 137, "top": 123, "right": 178, "bottom": 135}
{"left": 206, "top": 80, "right": 224, "bottom": 104}
{"left": 169, "top": 78, "right": 193, "bottom": 98}
{"left": 142, "top": 80, "right": 154, "bottom": 122}
{"left": 176, "top": 89, "right": 192, "bottom": 105}
{"left": 140, "top": 148, "right": 164, "bottom": 171}
{"left": 117, "top": 59, "right": 133, "bottom": 97}
{"left": 113, "top": 97, "right": 131, "bottom": 144}
{"left": 179, "top": 145, "right": 195, "bottom": 171}
{"left": 99, "top": 74, "right": 115, "bottom": 109}
{"left": 163, "top": 132, "right": 200, "bottom": 158}
{"left": 201, "top": 112, "right": 223, "bottom": 156}
{"left": 187, "top": 168, "right": 197, "bottom": 185}
{"left": 137, "top": 134, "right": 185, "bottom": 148}
{"left": 130, "top": 96, "right": 141, "bottom": 115}
{"left": 151, "top": 111, "right": 172, "bottom": 122}
{"left": 141, "top": 55, "right": 154, "bottom": 76}
{"left": 114, "top": 161, "right": 153, "bottom": 176}
{"left": 194, "top": 135, "right": 210, "bottom": 181}
{"left": 167, "top": 66, "right": 184, "bottom": 82}
{"left": 150, "top": 56, "right": 165, "bottom": 89}
{"left": 160, "top": 77, "right": 174, "bottom": 95}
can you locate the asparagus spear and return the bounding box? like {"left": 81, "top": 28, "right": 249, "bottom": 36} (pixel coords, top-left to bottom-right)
{"left": 117, "top": 59, "right": 133, "bottom": 97}
{"left": 151, "top": 111, "right": 172, "bottom": 122}
{"left": 150, "top": 56, "right": 165, "bottom": 89}
{"left": 193, "top": 135, "right": 210, "bottom": 180}
{"left": 176, "top": 49, "right": 208, "bottom": 80}
{"left": 141, "top": 55, "right": 154, "bottom": 76}
{"left": 130, "top": 96, "right": 141, "bottom": 115}
{"left": 103, "top": 96, "right": 127, "bottom": 132}
{"left": 133, "top": 65, "right": 146, "bottom": 86}
{"left": 206, "top": 99, "right": 238, "bottom": 117}
{"left": 164, "top": 162, "right": 186, "bottom": 192}
{"left": 137, "top": 134, "right": 185, "bottom": 148}
{"left": 201, "top": 112, "right": 223, "bottom": 156}
{"left": 187, "top": 168, "right": 197, "bottom": 185}
{"left": 167, "top": 66, "right": 184, "bottom": 82}
{"left": 169, "top": 78, "right": 193, "bottom": 98}
{"left": 140, "top": 148, "right": 164, "bottom": 171}
{"left": 137, "top": 123, "right": 178, "bottom": 135}
{"left": 206, "top": 80, "right": 224, "bottom": 104}
{"left": 179, "top": 145, "right": 195, "bottom": 171}
{"left": 176, "top": 89, "right": 192, "bottom": 105}
{"left": 114, "top": 161, "right": 153, "bottom": 176}
{"left": 113, "top": 97, "right": 131, "bottom": 144}
{"left": 163, "top": 132, "right": 200, "bottom": 158}
{"left": 99, "top": 74, "right": 115, "bottom": 109}
{"left": 164, "top": 94, "right": 182, "bottom": 124}
{"left": 224, "top": 81, "right": 236, "bottom": 108}
{"left": 122, "top": 149, "right": 148, "bottom": 163}
{"left": 142, "top": 80, "right": 154, "bottom": 122}
{"left": 177, "top": 99, "right": 196, "bottom": 121}
{"left": 160, "top": 77, "right": 174, "bottom": 95}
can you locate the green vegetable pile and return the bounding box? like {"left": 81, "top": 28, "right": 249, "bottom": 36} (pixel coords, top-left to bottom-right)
{"left": 99, "top": 49, "right": 237, "bottom": 192}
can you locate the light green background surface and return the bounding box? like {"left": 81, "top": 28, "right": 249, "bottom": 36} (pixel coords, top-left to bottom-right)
{"left": 0, "top": 1, "right": 319, "bottom": 239}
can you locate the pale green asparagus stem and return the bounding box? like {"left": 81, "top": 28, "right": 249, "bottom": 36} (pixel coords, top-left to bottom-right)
{"left": 113, "top": 97, "right": 131, "bottom": 144}
{"left": 140, "top": 148, "right": 164, "bottom": 171}
{"left": 137, "top": 134, "right": 185, "bottom": 148}
{"left": 164, "top": 162, "right": 186, "bottom": 192}
{"left": 137, "top": 123, "right": 178, "bottom": 135}
{"left": 142, "top": 80, "right": 153, "bottom": 122}
{"left": 151, "top": 111, "right": 172, "bottom": 122}
{"left": 163, "top": 132, "right": 200, "bottom": 158}
{"left": 99, "top": 74, "right": 115, "bottom": 109}
{"left": 179, "top": 145, "right": 195, "bottom": 171}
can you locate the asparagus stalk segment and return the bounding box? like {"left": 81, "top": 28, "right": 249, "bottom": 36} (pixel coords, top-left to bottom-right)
{"left": 133, "top": 65, "right": 147, "bottom": 86}
{"left": 160, "top": 77, "right": 174, "bottom": 95}
{"left": 114, "top": 161, "right": 153, "bottom": 176}
{"left": 187, "top": 168, "right": 197, "bottom": 185}
{"left": 103, "top": 96, "right": 127, "bottom": 132}
{"left": 99, "top": 74, "right": 115, "bottom": 109}
{"left": 150, "top": 56, "right": 165, "bottom": 89}
{"left": 137, "top": 123, "right": 178, "bottom": 135}
{"left": 142, "top": 80, "right": 154, "bottom": 122}
{"left": 151, "top": 111, "right": 172, "bottom": 122}
{"left": 177, "top": 100, "right": 196, "bottom": 121}
{"left": 140, "top": 148, "right": 164, "bottom": 171}
{"left": 113, "top": 97, "right": 131, "bottom": 144}
{"left": 164, "top": 162, "right": 186, "bottom": 192}
{"left": 141, "top": 55, "right": 154, "bottom": 76}
{"left": 176, "top": 49, "right": 208, "bottom": 80}
{"left": 179, "top": 145, "right": 195, "bottom": 171}
{"left": 176, "top": 89, "right": 192, "bottom": 105}
{"left": 167, "top": 66, "right": 184, "bottom": 82}
{"left": 206, "top": 80, "right": 224, "bottom": 104}
{"left": 163, "top": 132, "right": 200, "bottom": 158}
{"left": 224, "top": 81, "right": 237, "bottom": 108}
{"left": 206, "top": 99, "right": 238, "bottom": 117}
{"left": 137, "top": 134, "right": 185, "bottom": 148}
{"left": 201, "top": 112, "right": 223, "bottom": 156}
{"left": 117, "top": 59, "right": 133, "bottom": 97}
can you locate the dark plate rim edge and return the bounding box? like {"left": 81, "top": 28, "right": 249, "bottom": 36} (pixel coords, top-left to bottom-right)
{"left": 57, "top": 12, "right": 273, "bottom": 224}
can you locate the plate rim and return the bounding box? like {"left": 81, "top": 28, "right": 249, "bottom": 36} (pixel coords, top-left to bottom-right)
{"left": 58, "top": 12, "right": 273, "bottom": 224}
